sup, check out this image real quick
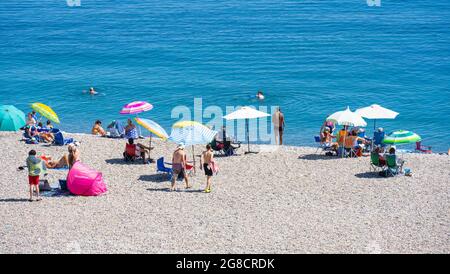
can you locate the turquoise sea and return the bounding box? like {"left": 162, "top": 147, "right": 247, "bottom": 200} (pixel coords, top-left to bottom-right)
{"left": 1, "top": 0, "right": 449, "bottom": 151}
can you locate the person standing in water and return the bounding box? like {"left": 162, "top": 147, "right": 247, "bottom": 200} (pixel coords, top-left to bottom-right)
{"left": 272, "top": 107, "right": 285, "bottom": 145}
{"left": 200, "top": 144, "right": 215, "bottom": 193}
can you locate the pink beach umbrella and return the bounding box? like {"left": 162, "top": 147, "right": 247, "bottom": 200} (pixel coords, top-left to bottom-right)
{"left": 119, "top": 101, "right": 153, "bottom": 115}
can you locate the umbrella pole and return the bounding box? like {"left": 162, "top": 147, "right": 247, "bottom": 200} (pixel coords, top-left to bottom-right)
{"left": 245, "top": 119, "right": 250, "bottom": 154}
{"left": 148, "top": 134, "right": 153, "bottom": 163}
{"left": 342, "top": 126, "right": 347, "bottom": 158}
{"left": 192, "top": 145, "right": 196, "bottom": 175}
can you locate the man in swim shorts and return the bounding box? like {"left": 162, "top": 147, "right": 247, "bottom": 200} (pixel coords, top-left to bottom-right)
{"left": 170, "top": 144, "right": 190, "bottom": 191}
{"left": 200, "top": 144, "right": 215, "bottom": 193}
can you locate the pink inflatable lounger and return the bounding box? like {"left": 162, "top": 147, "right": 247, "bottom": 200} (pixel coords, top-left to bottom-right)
{"left": 67, "top": 161, "right": 107, "bottom": 196}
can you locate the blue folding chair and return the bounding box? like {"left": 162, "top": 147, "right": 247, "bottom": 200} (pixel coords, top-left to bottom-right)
{"left": 314, "top": 136, "right": 333, "bottom": 154}
{"left": 156, "top": 157, "right": 173, "bottom": 181}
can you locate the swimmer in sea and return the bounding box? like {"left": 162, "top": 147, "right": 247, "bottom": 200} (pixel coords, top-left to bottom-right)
{"left": 89, "top": 87, "right": 98, "bottom": 95}
{"left": 256, "top": 90, "right": 265, "bottom": 100}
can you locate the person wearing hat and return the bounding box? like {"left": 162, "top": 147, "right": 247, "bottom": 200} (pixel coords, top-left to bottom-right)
{"left": 170, "top": 143, "right": 191, "bottom": 191}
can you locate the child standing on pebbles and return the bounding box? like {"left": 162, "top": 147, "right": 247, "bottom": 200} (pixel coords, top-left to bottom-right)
{"left": 26, "top": 149, "right": 46, "bottom": 202}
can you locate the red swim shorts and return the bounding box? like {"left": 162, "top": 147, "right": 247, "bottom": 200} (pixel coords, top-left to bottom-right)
{"left": 28, "top": 175, "right": 39, "bottom": 186}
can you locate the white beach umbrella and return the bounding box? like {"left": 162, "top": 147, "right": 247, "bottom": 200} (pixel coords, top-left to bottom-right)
{"left": 224, "top": 106, "right": 270, "bottom": 154}
{"left": 326, "top": 107, "right": 366, "bottom": 158}
{"left": 355, "top": 104, "right": 399, "bottom": 120}
{"left": 356, "top": 104, "right": 399, "bottom": 130}
{"left": 326, "top": 106, "right": 367, "bottom": 127}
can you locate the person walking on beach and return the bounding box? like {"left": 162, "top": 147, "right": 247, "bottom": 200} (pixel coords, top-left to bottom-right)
{"left": 200, "top": 144, "right": 215, "bottom": 193}
{"left": 272, "top": 107, "right": 285, "bottom": 145}
{"left": 26, "top": 150, "right": 46, "bottom": 202}
{"left": 170, "top": 144, "right": 190, "bottom": 191}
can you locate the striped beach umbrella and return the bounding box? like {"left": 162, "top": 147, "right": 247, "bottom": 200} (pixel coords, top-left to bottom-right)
{"left": 383, "top": 130, "right": 421, "bottom": 145}
{"left": 135, "top": 117, "right": 168, "bottom": 163}
{"left": 169, "top": 121, "right": 217, "bottom": 173}
{"left": 119, "top": 101, "right": 153, "bottom": 115}
{"left": 169, "top": 121, "right": 217, "bottom": 146}
{"left": 135, "top": 118, "right": 168, "bottom": 140}
{"left": 0, "top": 105, "right": 26, "bottom": 131}
{"left": 31, "top": 102, "right": 60, "bottom": 123}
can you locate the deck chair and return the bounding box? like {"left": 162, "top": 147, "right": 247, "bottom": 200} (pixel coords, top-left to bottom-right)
{"left": 383, "top": 154, "right": 404, "bottom": 176}
{"left": 314, "top": 136, "right": 334, "bottom": 154}
{"left": 156, "top": 157, "right": 173, "bottom": 181}
{"left": 370, "top": 151, "right": 385, "bottom": 172}
{"left": 415, "top": 141, "right": 432, "bottom": 154}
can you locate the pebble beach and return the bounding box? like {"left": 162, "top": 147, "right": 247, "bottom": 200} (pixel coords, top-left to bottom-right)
{"left": 0, "top": 131, "right": 448, "bottom": 254}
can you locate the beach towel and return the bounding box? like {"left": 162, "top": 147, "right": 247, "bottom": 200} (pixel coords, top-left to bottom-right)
{"left": 125, "top": 127, "right": 138, "bottom": 139}
{"left": 208, "top": 160, "right": 219, "bottom": 175}
{"left": 53, "top": 131, "right": 74, "bottom": 146}
{"left": 66, "top": 161, "right": 107, "bottom": 196}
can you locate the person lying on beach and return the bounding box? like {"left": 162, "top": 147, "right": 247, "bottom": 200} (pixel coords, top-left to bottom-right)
{"left": 26, "top": 149, "right": 45, "bottom": 202}
{"left": 68, "top": 144, "right": 80, "bottom": 169}
{"left": 170, "top": 144, "right": 190, "bottom": 191}
{"left": 41, "top": 154, "right": 69, "bottom": 169}
{"left": 91, "top": 120, "right": 106, "bottom": 136}
{"left": 200, "top": 144, "right": 215, "bottom": 193}
{"left": 37, "top": 122, "right": 54, "bottom": 143}
{"left": 123, "top": 138, "right": 152, "bottom": 164}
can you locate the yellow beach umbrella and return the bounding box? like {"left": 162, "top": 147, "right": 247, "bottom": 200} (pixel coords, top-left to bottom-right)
{"left": 31, "top": 102, "right": 60, "bottom": 124}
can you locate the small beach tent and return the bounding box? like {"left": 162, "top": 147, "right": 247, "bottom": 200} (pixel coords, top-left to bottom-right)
{"left": 0, "top": 105, "right": 26, "bottom": 131}
{"left": 223, "top": 106, "right": 270, "bottom": 154}
{"left": 67, "top": 161, "right": 107, "bottom": 196}
{"left": 326, "top": 107, "right": 367, "bottom": 157}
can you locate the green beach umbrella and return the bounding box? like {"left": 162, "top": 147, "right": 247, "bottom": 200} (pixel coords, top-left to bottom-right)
{"left": 0, "top": 105, "right": 26, "bottom": 131}
{"left": 383, "top": 130, "right": 421, "bottom": 145}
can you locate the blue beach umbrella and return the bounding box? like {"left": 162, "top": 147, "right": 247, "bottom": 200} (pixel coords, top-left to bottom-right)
{"left": 169, "top": 121, "right": 217, "bottom": 173}
{"left": 0, "top": 105, "right": 26, "bottom": 131}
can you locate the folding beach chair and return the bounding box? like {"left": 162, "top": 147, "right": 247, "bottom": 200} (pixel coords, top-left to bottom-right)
{"left": 415, "top": 141, "right": 432, "bottom": 154}
{"left": 382, "top": 154, "right": 404, "bottom": 176}
{"left": 370, "top": 151, "right": 385, "bottom": 172}
{"left": 156, "top": 157, "right": 173, "bottom": 181}
{"left": 314, "top": 136, "right": 334, "bottom": 154}
{"left": 53, "top": 130, "right": 74, "bottom": 146}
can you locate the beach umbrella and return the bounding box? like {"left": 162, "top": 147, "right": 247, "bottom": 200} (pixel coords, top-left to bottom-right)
{"left": 326, "top": 106, "right": 367, "bottom": 127}
{"left": 169, "top": 121, "right": 217, "bottom": 173}
{"left": 0, "top": 105, "right": 26, "bottom": 131}
{"left": 135, "top": 117, "right": 169, "bottom": 162}
{"left": 223, "top": 106, "right": 270, "bottom": 154}
{"left": 120, "top": 101, "right": 153, "bottom": 137}
{"left": 383, "top": 130, "right": 421, "bottom": 145}
{"left": 356, "top": 104, "right": 399, "bottom": 130}
{"left": 119, "top": 101, "right": 153, "bottom": 115}
{"left": 31, "top": 102, "right": 60, "bottom": 123}
{"left": 326, "top": 107, "right": 367, "bottom": 158}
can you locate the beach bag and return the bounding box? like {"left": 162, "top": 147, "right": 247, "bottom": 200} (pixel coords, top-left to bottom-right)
{"left": 39, "top": 179, "right": 52, "bottom": 191}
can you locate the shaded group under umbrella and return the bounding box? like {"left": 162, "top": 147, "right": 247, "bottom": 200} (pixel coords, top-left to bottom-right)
{"left": 326, "top": 106, "right": 367, "bottom": 157}
{"left": 120, "top": 101, "right": 153, "bottom": 137}
{"left": 135, "top": 117, "right": 169, "bottom": 162}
